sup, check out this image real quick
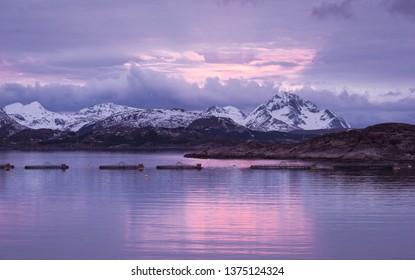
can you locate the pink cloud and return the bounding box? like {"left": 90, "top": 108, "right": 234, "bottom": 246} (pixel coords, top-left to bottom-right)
{"left": 134, "top": 46, "right": 316, "bottom": 84}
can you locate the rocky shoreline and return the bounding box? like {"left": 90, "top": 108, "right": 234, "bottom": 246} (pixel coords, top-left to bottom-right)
{"left": 185, "top": 123, "right": 415, "bottom": 162}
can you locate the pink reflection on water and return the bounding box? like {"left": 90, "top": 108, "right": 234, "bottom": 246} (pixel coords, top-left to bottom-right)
{"left": 180, "top": 194, "right": 315, "bottom": 257}
{"left": 123, "top": 176, "right": 316, "bottom": 259}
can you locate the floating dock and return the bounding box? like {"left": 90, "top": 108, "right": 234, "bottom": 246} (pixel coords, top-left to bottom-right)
{"left": 333, "top": 164, "right": 397, "bottom": 171}
{"left": 24, "top": 164, "right": 69, "bottom": 170}
{"left": 99, "top": 163, "right": 144, "bottom": 170}
{"left": 0, "top": 164, "right": 14, "bottom": 171}
{"left": 156, "top": 163, "right": 202, "bottom": 170}
{"left": 250, "top": 164, "right": 317, "bottom": 170}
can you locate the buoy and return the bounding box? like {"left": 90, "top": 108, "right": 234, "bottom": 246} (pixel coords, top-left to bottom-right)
{"left": 0, "top": 163, "right": 14, "bottom": 171}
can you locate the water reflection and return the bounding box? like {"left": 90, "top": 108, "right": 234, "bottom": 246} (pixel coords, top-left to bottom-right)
{"left": 1, "top": 152, "right": 415, "bottom": 259}
{"left": 123, "top": 170, "right": 316, "bottom": 259}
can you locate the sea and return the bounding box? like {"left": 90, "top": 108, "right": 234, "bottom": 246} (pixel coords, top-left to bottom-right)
{"left": 0, "top": 151, "right": 414, "bottom": 260}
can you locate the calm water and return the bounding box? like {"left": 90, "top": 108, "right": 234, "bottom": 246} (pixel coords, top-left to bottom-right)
{"left": 0, "top": 151, "right": 414, "bottom": 260}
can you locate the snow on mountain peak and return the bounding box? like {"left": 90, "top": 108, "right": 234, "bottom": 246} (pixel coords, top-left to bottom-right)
{"left": 77, "top": 102, "right": 135, "bottom": 118}
{"left": 2, "top": 94, "right": 350, "bottom": 133}
{"left": 244, "top": 92, "right": 350, "bottom": 131}
{"left": 3, "top": 101, "right": 136, "bottom": 131}
{"left": 200, "top": 105, "right": 246, "bottom": 125}
{"left": 5, "top": 101, "right": 46, "bottom": 115}
{"left": 94, "top": 108, "right": 199, "bottom": 129}
{"left": 0, "top": 108, "right": 27, "bottom": 137}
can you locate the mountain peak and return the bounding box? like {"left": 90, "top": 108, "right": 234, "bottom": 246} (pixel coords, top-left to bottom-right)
{"left": 77, "top": 102, "right": 135, "bottom": 117}
{"left": 200, "top": 105, "right": 246, "bottom": 125}
{"left": 245, "top": 92, "right": 350, "bottom": 131}
{"left": 4, "top": 101, "right": 50, "bottom": 117}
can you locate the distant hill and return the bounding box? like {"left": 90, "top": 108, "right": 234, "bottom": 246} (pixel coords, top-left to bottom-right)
{"left": 185, "top": 123, "right": 415, "bottom": 161}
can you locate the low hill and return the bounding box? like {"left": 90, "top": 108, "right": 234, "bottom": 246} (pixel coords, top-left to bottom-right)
{"left": 185, "top": 123, "right": 415, "bottom": 161}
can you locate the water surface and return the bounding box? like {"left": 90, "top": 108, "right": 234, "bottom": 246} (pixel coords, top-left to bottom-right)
{"left": 1, "top": 151, "right": 414, "bottom": 259}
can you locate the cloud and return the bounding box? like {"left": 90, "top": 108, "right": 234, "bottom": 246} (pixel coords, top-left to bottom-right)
{"left": 216, "top": 0, "right": 260, "bottom": 7}
{"left": 303, "top": 2, "right": 415, "bottom": 90}
{"left": 384, "top": 0, "right": 415, "bottom": 19}
{"left": 129, "top": 46, "right": 316, "bottom": 84}
{"left": 311, "top": 0, "right": 355, "bottom": 20}
{"left": 0, "top": 65, "right": 275, "bottom": 112}
{"left": 252, "top": 61, "right": 300, "bottom": 67}
{"left": 293, "top": 87, "right": 415, "bottom": 127}
{"left": 0, "top": 0, "right": 415, "bottom": 129}
{"left": 2, "top": 65, "right": 415, "bottom": 128}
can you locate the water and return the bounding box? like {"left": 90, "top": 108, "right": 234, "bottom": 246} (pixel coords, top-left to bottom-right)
{"left": 1, "top": 151, "right": 414, "bottom": 260}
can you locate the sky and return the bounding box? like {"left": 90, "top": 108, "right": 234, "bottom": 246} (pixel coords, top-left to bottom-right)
{"left": 0, "top": 0, "right": 415, "bottom": 127}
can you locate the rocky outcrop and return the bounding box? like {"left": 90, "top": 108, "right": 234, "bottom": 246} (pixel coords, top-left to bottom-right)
{"left": 185, "top": 123, "right": 415, "bottom": 161}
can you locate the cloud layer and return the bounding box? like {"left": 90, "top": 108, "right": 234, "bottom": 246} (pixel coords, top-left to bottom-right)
{"left": 2, "top": 65, "right": 415, "bottom": 128}
{"left": 0, "top": 0, "right": 414, "bottom": 127}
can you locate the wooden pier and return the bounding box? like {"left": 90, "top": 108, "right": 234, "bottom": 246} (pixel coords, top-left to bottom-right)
{"left": 250, "top": 164, "right": 317, "bottom": 170}
{"left": 156, "top": 163, "right": 202, "bottom": 170}
{"left": 24, "top": 164, "right": 69, "bottom": 170}
{"left": 99, "top": 163, "right": 144, "bottom": 170}
{"left": 0, "top": 164, "right": 14, "bottom": 171}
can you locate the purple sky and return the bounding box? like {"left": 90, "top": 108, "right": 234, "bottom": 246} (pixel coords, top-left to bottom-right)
{"left": 1, "top": 0, "right": 415, "bottom": 127}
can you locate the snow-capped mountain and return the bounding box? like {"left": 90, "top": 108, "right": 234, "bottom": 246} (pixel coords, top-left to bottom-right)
{"left": 3, "top": 102, "right": 135, "bottom": 131}
{"left": 200, "top": 106, "right": 246, "bottom": 125}
{"left": 90, "top": 108, "right": 199, "bottom": 129}
{"left": 66, "top": 103, "right": 136, "bottom": 131}
{"left": 243, "top": 92, "right": 351, "bottom": 132}
{"left": 4, "top": 101, "right": 71, "bottom": 131}
{"left": 2, "top": 93, "right": 350, "bottom": 133}
{"left": 0, "top": 109, "right": 27, "bottom": 137}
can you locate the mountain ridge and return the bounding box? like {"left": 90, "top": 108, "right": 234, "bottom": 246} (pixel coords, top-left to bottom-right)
{"left": 2, "top": 93, "right": 350, "bottom": 133}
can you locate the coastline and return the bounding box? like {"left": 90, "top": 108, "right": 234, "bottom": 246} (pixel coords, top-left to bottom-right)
{"left": 184, "top": 123, "right": 415, "bottom": 162}
{"left": 2, "top": 123, "right": 415, "bottom": 163}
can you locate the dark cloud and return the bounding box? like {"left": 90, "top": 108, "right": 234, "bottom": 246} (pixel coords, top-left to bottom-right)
{"left": 303, "top": 13, "right": 415, "bottom": 89}
{"left": 383, "top": 90, "right": 402, "bottom": 97}
{"left": 2, "top": 65, "right": 415, "bottom": 128}
{"left": 0, "top": 66, "right": 273, "bottom": 112}
{"left": 311, "top": 0, "right": 355, "bottom": 20}
{"left": 384, "top": 0, "right": 415, "bottom": 19}
{"left": 294, "top": 87, "right": 415, "bottom": 127}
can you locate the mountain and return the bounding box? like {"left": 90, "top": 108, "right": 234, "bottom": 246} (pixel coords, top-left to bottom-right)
{"left": 3, "top": 102, "right": 135, "bottom": 131}
{"left": 243, "top": 92, "right": 351, "bottom": 132}
{"left": 86, "top": 108, "right": 199, "bottom": 130}
{"left": 4, "top": 101, "right": 72, "bottom": 131}
{"left": 2, "top": 93, "right": 350, "bottom": 133}
{"left": 200, "top": 106, "right": 246, "bottom": 125}
{"left": 0, "top": 109, "right": 27, "bottom": 137}
{"left": 66, "top": 103, "right": 136, "bottom": 131}
{"left": 188, "top": 116, "right": 252, "bottom": 134}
